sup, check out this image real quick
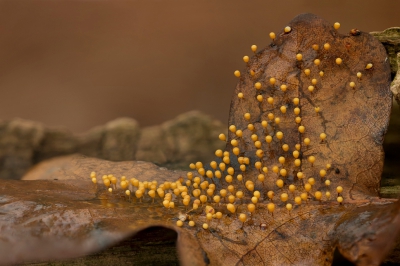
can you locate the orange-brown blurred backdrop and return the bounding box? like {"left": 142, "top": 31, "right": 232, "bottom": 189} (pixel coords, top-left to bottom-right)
{"left": 0, "top": 0, "right": 398, "bottom": 133}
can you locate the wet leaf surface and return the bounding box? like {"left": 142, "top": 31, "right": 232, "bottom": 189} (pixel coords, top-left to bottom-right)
{"left": 0, "top": 13, "right": 398, "bottom": 266}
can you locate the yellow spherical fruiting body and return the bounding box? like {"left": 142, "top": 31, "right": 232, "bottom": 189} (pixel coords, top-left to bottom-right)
{"left": 267, "top": 112, "right": 274, "bottom": 120}
{"left": 286, "top": 203, "right": 293, "bottom": 211}
{"left": 294, "top": 159, "right": 301, "bottom": 167}
{"left": 334, "top": 22, "right": 340, "bottom": 30}
{"left": 261, "top": 120, "right": 268, "bottom": 128}
{"left": 176, "top": 220, "right": 183, "bottom": 227}
{"left": 337, "top": 186, "right": 343, "bottom": 194}
{"left": 213, "top": 195, "right": 221, "bottom": 204}
{"left": 308, "top": 177, "right": 315, "bottom": 185}
{"left": 298, "top": 126, "right": 305, "bottom": 133}
{"left": 319, "top": 71, "right": 324, "bottom": 77}
{"left": 304, "top": 183, "right": 312, "bottom": 192}
{"left": 272, "top": 166, "right": 279, "bottom": 174}
{"left": 280, "top": 106, "right": 287, "bottom": 114}
{"left": 234, "top": 70, "right": 240, "bottom": 77}
{"left": 320, "top": 133, "right": 327, "bottom": 141}
{"left": 229, "top": 125, "right": 236, "bottom": 133}
{"left": 295, "top": 117, "right": 302, "bottom": 124}
{"left": 337, "top": 196, "right": 344, "bottom": 203}
{"left": 244, "top": 113, "right": 251, "bottom": 121}
{"left": 206, "top": 170, "right": 213, "bottom": 178}
{"left": 280, "top": 84, "right": 287, "bottom": 92}
{"left": 227, "top": 203, "right": 236, "bottom": 213}
{"left": 255, "top": 82, "right": 262, "bottom": 90}
{"left": 320, "top": 169, "right": 327, "bottom": 178}
{"left": 227, "top": 167, "right": 235, "bottom": 175}
{"left": 325, "top": 180, "right": 331, "bottom": 186}
{"left": 251, "top": 45, "right": 257, "bottom": 52}
{"left": 295, "top": 197, "right": 302, "bottom": 205}
{"left": 293, "top": 150, "right": 300, "bottom": 158}
{"left": 238, "top": 92, "right": 244, "bottom": 99}
{"left": 295, "top": 144, "right": 301, "bottom": 150}
{"left": 265, "top": 135, "right": 272, "bottom": 143}
{"left": 215, "top": 149, "right": 223, "bottom": 157}
{"left": 269, "top": 32, "right": 276, "bottom": 40}
{"left": 280, "top": 169, "right": 287, "bottom": 177}
{"left": 308, "top": 156, "right": 315, "bottom": 165}
{"left": 233, "top": 147, "right": 240, "bottom": 155}
{"left": 278, "top": 156, "right": 285, "bottom": 165}
{"left": 323, "top": 43, "right": 330, "bottom": 50}
{"left": 294, "top": 107, "right": 300, "bottom": 115}
{"left": 289, "top": 184, "right": 296, "bottom": 193}
{"left": 276, "top": 179, "right": 284, "bottom": 188}
{"left": 308, "top": 85, "right": 314, "bottom": 92}
{"left": 256, "top": 95, "right": 263, "bottom": 102}
{"left": 282, "top": 144, "right": 289, "bottom": 152}
{"left": 296, "top": 53, "right": 303, "bottom": 61}
{"left": 312, "top": 78, "right": 317, "bottom": 85}
{"left": 247, "top": 203, "right": 256, "bottom": 214}
{"left": 315, "top": 191, "right": 322, "bottom": 200}
{"left": 365, "top": 63, "right": 373, "bottom": 69}
{"left": 357, "top": 72, "right": 362, "bottom": 78}
{"left": 293, "top": 98, "right": 300, "bottom": 105}
{"left": 336, "top": 58, "right": 342, "bottom": 65}
{"left": 256, "top": 149, "right": 264, "bottom": 158}
{"left": 219, "top": 133, "right": 226, "bottom": 141}
{"left": 276, "top": 131, "right": 283, "bottom": 140}
{"left": 312, "top": 44, "right": 319, "bottom": 50}
{"left": 349, "top": 82, "right": 355, "bottom": 88}
{"left": 267, "top": 191, "right": 274, "bottom": 200}
{"left": 284, "top": 26, "right": 291, "bottom": 33}
{"left": 262, "top": 167, "right": 268, "bottom": 174}
{"left": 203, "top": 223, "right": 209, "bottom": 230}
{"left": 251, "top": 196, "right": 258, "bottom": 204}
{"left": 188, "top": 221, "right": 195, "bottom": 227}
{"left": 189, "top": 163, "right": 196, "bottom": 169}
{"left": 267, "top": 203, "right": 275, "bottom": 213}
{"left": 215, "top": 170, "right": 222, "bottom": 178}
{"left": 304, "top": 69, "right": 311, "bottom": 76}
{"left": 243, "top": 56, "right": 249, "bottom": 63}
{"left": 314, "top": 59, "right": 321, "bottom": 66}
{"left": 239, "top": 213, "right": 247, "bottom": 224}
{"left": 326, "top": 191, "right": 331, "bottom": 198}
{"left": 195, "top": 161, "right": 203, "bottom": 169}
{"left": 280, "top": 193, "right": 289, "bottom": 202}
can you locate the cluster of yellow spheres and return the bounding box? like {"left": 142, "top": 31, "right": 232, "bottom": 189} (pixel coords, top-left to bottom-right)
{"left": 92, "top": 21, "right": 368, "bottom": 231}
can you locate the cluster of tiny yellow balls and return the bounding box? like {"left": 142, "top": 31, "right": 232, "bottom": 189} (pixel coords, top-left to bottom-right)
{"left": 90, "top": 21, "right": 370, "bottom": 231}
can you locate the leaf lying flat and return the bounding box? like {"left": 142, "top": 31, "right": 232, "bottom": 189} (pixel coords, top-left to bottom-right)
{"left": 0, "top": 177, "right": 398, "bottom": 266}
{"left": 1, "top": 13, "right": 398, "bottom": 266}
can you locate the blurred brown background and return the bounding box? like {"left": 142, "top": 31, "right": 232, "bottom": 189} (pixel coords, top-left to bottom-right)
{"left": 0, "top": 0, "right": 399, "bottom": 132}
